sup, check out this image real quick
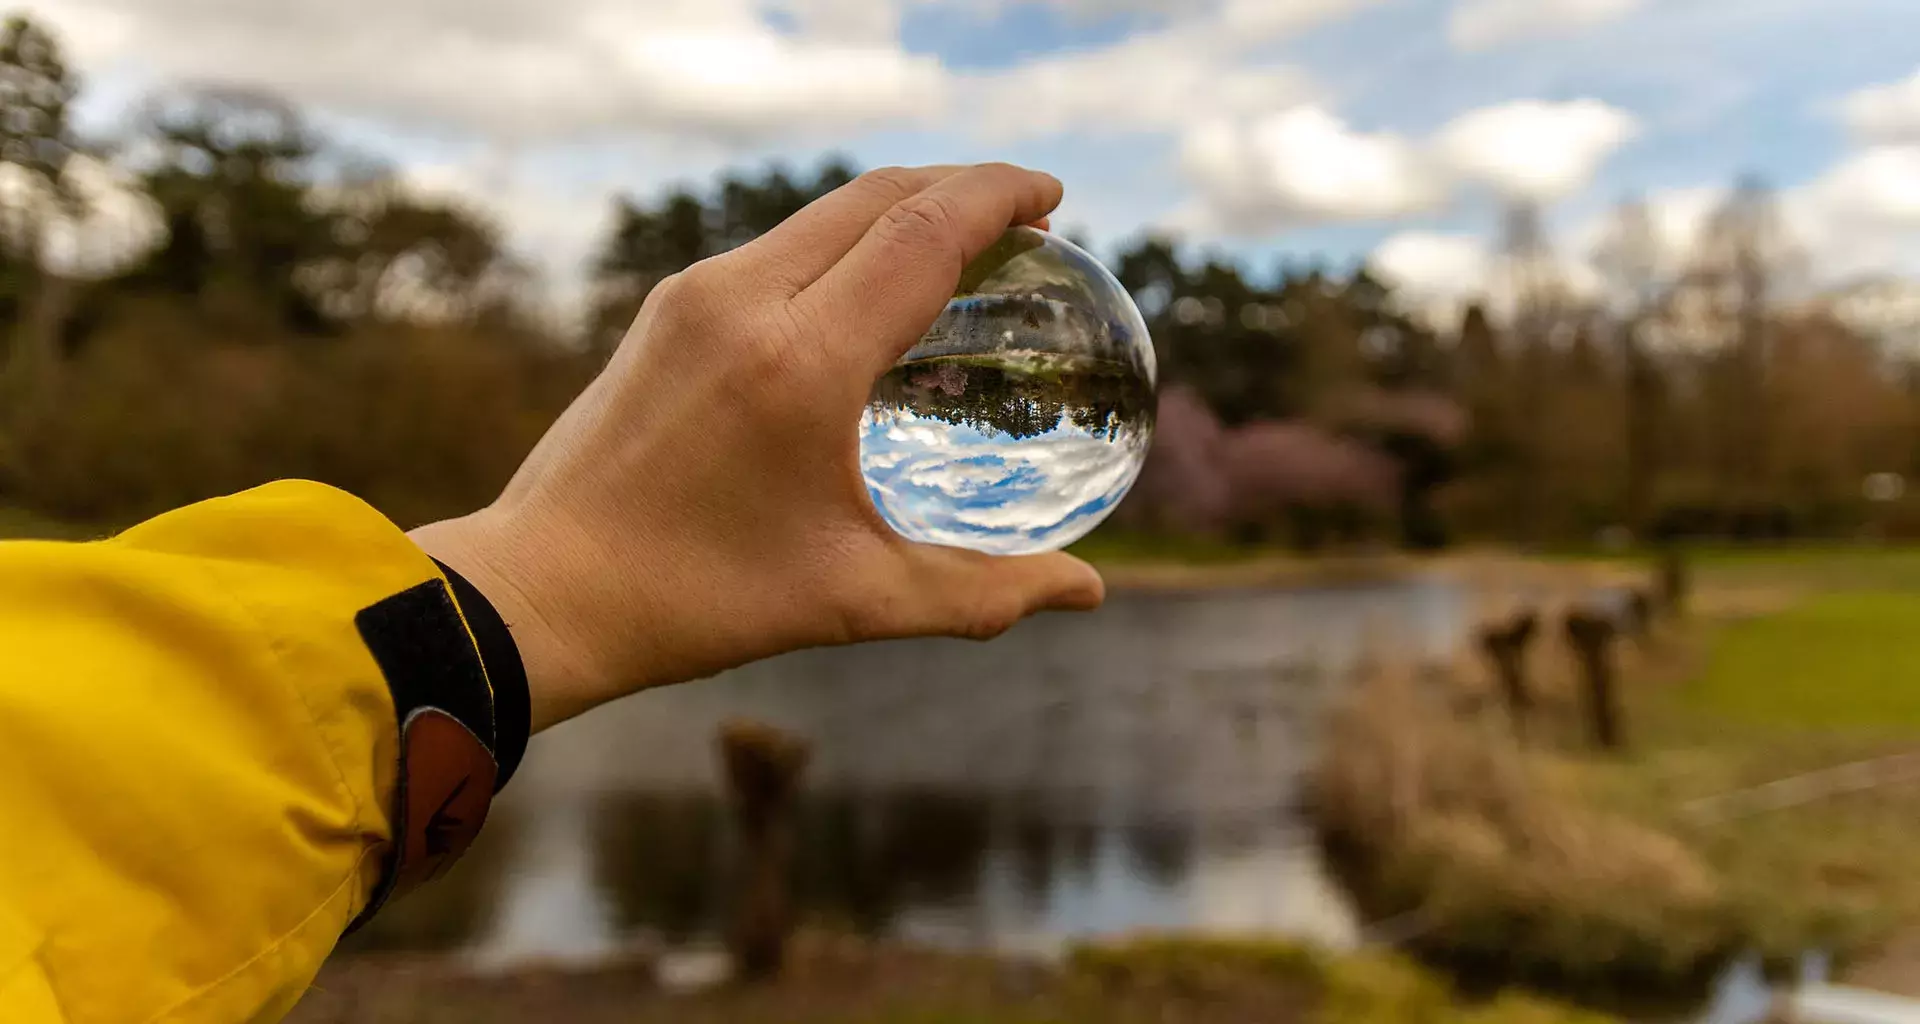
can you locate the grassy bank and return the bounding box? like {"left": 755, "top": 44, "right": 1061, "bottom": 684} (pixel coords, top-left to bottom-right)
{"left": 1683, "top": 589, "right": 1920, "bottom": 731}
{"left": 1313, "top": 546, "right": 1920, "bottom": 1002}
{"left": 290, "top": 935, "right": 1611, "bottom": 1024}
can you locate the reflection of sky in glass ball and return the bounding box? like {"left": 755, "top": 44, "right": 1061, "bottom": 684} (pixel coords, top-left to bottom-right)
{"left": 860, "top": 407, "right": 1153, "bottom": 556}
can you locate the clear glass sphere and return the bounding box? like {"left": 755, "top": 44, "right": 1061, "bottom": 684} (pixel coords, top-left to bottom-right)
{"left": 859, "top": 228, "right": 1158, "bottom": 555}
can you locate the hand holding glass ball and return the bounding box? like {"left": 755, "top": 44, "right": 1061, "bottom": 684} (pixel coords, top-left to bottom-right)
{"left": 859, "top": 228, "right": 1159, "bottom": 555}
{"left": 414, "top": 165, "right": 1116, "bottom": 734}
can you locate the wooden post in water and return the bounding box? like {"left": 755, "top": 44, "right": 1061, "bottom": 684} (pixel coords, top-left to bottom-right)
{"left": 717, "top": 719, "right": 812, "bottom": 982}
{"left": 1624, "top": 589, "right": 1654, "bottom": 640}
{"left": 1478, "top": 610, "right": 1539, "bottom": 741}
{"left": 1565, "top": 610, "right": 1625, "bottom": 751}
{"left": 1658, "top": 547, "right": 1690, "bottom": 619}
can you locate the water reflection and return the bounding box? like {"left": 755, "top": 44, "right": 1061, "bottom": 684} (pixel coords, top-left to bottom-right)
{"left": 471, "top": 795, "right": 620, "bottom": 969}
{"left": 443, "top": 791, "right": 1359, "bottom": 964}
{"left": 358, "top": 583, "right": 1461, "bottom": 965}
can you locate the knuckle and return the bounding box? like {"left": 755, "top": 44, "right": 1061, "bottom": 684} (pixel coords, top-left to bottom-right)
{"left": 738, "top": 304, "right": 820, "bottom": 391}
{"left": 856, "top": 166, "right": 924, "bottom": 203}
{"left": 960, "top": 593, "right": 1020, "bottom": 642}
{"left": 644, "top": 269, "right": 694, "bottom": 317}
{"left": 650, "top": 263, "right": 730, "bottom": 335}
{"left": 670, "top": 260, "right": 724, "bottom": 306}
{"left": 877, "top": 191, "right": 963, "bottom": 256}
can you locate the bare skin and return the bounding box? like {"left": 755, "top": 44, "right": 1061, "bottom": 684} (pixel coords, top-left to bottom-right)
{"left": 410, "top": 163, "right": 1106, "bottom": 733}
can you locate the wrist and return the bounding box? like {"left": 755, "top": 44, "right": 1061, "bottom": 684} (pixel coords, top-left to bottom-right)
{"left": 409, "top": 510, "right": 611, "bottom": 733}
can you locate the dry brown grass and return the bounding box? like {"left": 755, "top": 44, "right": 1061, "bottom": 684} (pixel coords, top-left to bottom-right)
{"left": 1312, "top": 667, "right": 1737, "bottom": 995}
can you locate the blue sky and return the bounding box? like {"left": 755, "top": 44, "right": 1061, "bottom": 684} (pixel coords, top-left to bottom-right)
{"left": 43, "top": 0, "right": 1920, "bottom": 309}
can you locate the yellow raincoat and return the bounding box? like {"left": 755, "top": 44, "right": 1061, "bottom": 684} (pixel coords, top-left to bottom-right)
{"left": 0, "top": 481, "right": 523, "bottom": 1023}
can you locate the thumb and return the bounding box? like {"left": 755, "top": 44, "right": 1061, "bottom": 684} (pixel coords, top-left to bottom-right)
{"left": 899, "top": 546, "right": 1106, "bottom": 642}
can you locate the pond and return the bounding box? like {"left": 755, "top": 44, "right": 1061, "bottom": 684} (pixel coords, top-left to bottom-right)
{"left": 350, "top": 577, "right": 1470, "bottom": 967}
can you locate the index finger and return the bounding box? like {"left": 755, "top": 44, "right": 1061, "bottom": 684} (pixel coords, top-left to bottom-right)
{"left": 733, "top": 165, "right": 967, "bottom": 294}
{"left": 793, "top": 163, "right": 1063, "bottom": 375}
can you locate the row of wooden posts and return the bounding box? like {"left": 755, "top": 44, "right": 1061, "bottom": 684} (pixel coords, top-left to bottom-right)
{"left": 1478, "top": 548, "right": 1689, "bottom": 752}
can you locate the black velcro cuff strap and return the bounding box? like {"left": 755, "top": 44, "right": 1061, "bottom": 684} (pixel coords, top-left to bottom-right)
{"left": 431, "top": 558, "right": 530, "bottom": 792}
{"left": 344, "top": 562, "right": 531, "bottom": 934}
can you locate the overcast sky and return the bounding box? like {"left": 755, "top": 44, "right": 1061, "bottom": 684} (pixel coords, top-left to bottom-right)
{"left": 42, "top": 0, "right": 1920, "bottom": 311}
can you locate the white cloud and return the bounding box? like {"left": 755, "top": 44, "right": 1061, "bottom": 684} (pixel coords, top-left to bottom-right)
{"left": 1642, "top": 186, "right": 1731, "bottom": 257}
{"left": 399, "top": 162, "right": 611, "bottom": 271}
{"left": 1177, "top": 107, "right": 1443, "bottom": 232}
{"left": 48, "top": 0, "right": 944, "bottom": 144}
{"left": 41, "top": 2, "right": 136, "bottom": 67}
{"left": 967, "top": 44, "right": 1313, "bottom": 141}
{"left": 1369, "top": 232, "right": 1493, "bottom": 309}
{"left": 1448, "top": 0, "right": 1645, "bottom": 51}
{"left": 1565, "top": 184, "right": 1727, "bottom": 287}
{"left": 961, "top": 0, "right": 1374, "bottom": 140}
{"left": 1843, "top": 69, "right": 1920, "bottom": 145}
{"left": 860, "top": 411, "right": 1147, "bottom": 553}
{"left": 1367, "top": 228, "right": 1605, "bottom": 323}
{"left": 1803, "top": 146, "right": 1920, "bottom": 227}
{"left": 1435, "top": 99, "right": 1638, "bottom": 201}
{"left": 1169, "top": 97, "right": 1640, "bottom": 241}
{"left": 1787, "top": 145, "right": 1920, "bottom": 279}
{"left": 51, "top": 0, "right": 1378, "bottom": 147}
{"left": 1213, "top": 0, "right": 1387, "bottom": 40}
{"left": 1367, "top": 138, "right": 1920, "bottom": 324}
{"left": 1172, "top": 96, "right": 1643, "bottom": 237}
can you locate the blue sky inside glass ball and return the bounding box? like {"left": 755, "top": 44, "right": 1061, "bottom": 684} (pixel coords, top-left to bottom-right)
{"left": 860, "top": 407, "right": 1147, "bottom": 552}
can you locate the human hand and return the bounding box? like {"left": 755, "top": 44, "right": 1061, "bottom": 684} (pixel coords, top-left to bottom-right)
{"left": 411, "top": 164, "right": 1107, "bottom": 732}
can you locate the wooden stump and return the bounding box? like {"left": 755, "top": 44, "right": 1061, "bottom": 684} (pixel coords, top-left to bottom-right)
{"left": 1478, "top": 610, "right": 1539, "bottom": 741}
{"left": 1624, "top": 589, "right": 1654, "bottom": 640}
{"left": 717, "top": 719, "right": 812, "bottom": 982}
{"left": 1658, "top": 547, "right": 1690, "bottom": 620}
{"left": 1564, "top": 610, "right": 1625, "bottom": 751}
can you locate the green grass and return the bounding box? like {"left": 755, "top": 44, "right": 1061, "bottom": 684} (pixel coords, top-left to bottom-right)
{"left": 1070, "top": 939, "right": 1612, "bottom": 1024}
{"left": 1688, "top": 546, "right": 1920, "bottom": 593}
{"left": 1684, "top": 590, "right": 1920, "bottom": 733}
{"left": 1557, "top": 542, "right": 1920, "bottom": 592}
{"left": 1586, "top": 575, "right": 1920, "bottom": 970}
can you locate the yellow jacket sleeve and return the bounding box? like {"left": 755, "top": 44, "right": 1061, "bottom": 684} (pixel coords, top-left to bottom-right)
{"left": 0, "top": 481, "right": 512, "bottom": 1023}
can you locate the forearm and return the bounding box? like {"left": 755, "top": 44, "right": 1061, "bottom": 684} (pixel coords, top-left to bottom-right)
{"left": 0, "top": 482, "right": 524, "bottom": 1022}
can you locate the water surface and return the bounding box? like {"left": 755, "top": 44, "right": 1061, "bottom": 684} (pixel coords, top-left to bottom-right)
{"left": 355, "top": 580, "right": 1468, "bottom": 967}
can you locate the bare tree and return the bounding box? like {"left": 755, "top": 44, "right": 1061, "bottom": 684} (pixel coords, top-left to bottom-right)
{"left": 1498, "top": 201, "right": 1562, "bottom": 543}
{"left": 0, "top": 13, "right": 82, "bottom": 384}
{"left": 1684, "top": 176, "right": 1804, "bottom": 503}
{"left": 1594, "top": 195, "right": 1668, "bottom": 538}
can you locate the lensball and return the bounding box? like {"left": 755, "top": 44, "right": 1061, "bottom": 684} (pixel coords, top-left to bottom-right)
{"left": 859, "top": 227, "right": 1158, "bottom": 556}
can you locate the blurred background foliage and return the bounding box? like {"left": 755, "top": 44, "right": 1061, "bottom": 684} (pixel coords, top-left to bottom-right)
{"left": 4, "top": 10, "right": 1917, "bottom": 549}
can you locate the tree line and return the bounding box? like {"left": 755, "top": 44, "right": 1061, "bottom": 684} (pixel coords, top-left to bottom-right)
{"left": 2, "top": 10, "right": 1915, "bottom": 549}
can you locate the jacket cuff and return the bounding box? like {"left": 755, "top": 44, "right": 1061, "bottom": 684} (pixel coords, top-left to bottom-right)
{"left": 341, "top": 557, "right": 532, "bottom": 934}
{"left": 432, "top": 558, "right": 531, "bottom": 793}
